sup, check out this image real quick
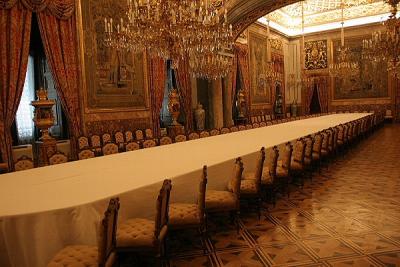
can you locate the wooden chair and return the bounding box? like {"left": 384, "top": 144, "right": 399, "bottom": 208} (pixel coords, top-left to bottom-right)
{"left": 169, "top": 166, "right": 208, "bottom": 240}
{"left": 175, "top": 134, "right": 187, "bottom": 143}
{"left": 209, "top": 129, "right": 220, "bottom": 136}
{"left": 290, "top": 138, "right": 307, "bottom": 188}
{"left": 77, "top": 136, "right": 90, "bottom": 151}
{"left": 252, "top": 123, "right": 260, "bottom": 128}
{"left": 188, "top": 132, "right": 200, "bottom": 140}
{"left": 199, "top": 131, "right": 210, "bottom": 138}
{"left": 14, "top": 156, "right": 34, "bottom": 171}
{"left": 159, "top": 136, "right": 172, "bottom": 146}
{"left": 260, "top": 146, "right": 279, "bottom": 205}
{"left": 116, "top": 180, "right": 172, "bottom": 264}
{"left": 303, "top": 135, "right": 315, "bottom": 179}
{"left": 90, "top": 135, "right": 102, "bottom": 156}
{"left": 205, "top": 158, "right": 244, "bottom": 233}
{"left": 125, "top": 131, "right": 134, "bottom": 143}
{"left": 230, "top": 126, "right": 238, "bottom": 132}
{"left": 220, "top": 127, "right": 230, "bottom": 134}
{"left": 238, "top": 125, "right": 246, "bottom": 131}
{"left": 114, "top": 131, "right": 125, "bottom": 151}
{"left": 126, "top": 141, "right": 140, "bottom": 151}
{"left": 311, "top": 133, "right": 324, "bottom": 173}
{"left": 102, "top": 133, "right": 112, "bottom": 144}
{"left": 259, "top": 121, "right": 267, "bottom": 127}
{"left": 102, "top": 143, "right": 119, "bottom": 156}
{"left": 48, "top": 198, "right": 120, "bottom": 267}
{"left": 145, "top": 128, "right": 154, "bottom": 139}
{"left": 78, "top": 149, "right": 95, "bottom": 160}
{"left": 240, "top": 147, "right": 266, "bottom": 218}
{"left": 135, "top": 130, "right": 145, "bottom": 141}
{"left": 276, "top": 142, "right": 293, "bottom": 197}
{"left": 143, "top": 139, "right": 157, "bottom": 148}
{"left": 49, "top": 152, "right": 68, "bottom": 165}
{"left": 245, "top": 124, "right": 253, "bottom": 130}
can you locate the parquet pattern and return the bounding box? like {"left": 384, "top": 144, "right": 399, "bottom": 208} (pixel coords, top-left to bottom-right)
{"left": 125, "top": 124, "right": 400, "bottom": 266}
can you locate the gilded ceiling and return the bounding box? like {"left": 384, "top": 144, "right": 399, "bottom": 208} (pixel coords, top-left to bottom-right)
{"left": 265, "top": 0, "right": 394, "bottom": 36}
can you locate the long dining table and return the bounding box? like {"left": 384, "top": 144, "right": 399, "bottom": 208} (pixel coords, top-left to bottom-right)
{"left": 0, "top": 113, "right": 371, "bottom": 267}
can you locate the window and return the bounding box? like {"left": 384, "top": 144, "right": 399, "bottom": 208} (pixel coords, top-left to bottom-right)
{"left": 16, "top": 56, "right": 35, "bottom": 144}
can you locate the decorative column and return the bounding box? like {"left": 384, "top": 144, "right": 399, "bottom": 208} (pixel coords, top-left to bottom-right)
{"left": 223, "top": 77, "right": 234, "bottom": 126}
{"left": 31, "top": 88, "right": 57, "bottom": 166}
{"left": 210, "top": 78, "right": 224, "bottom": 129}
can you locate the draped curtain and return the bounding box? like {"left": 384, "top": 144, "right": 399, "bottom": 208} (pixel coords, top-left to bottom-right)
{"left": 149, "top": 56, "right": 166, "bottom": 137}
{"left": 0, "top": 4, "right": 32, "bottom": 169}
{"left": 316, "top": 76, "right": 329, "bottom": 113}
{"left": 235, "top": 43, "right": 251, "bottom": 121}
{"left": 37, "top": 9, "right": 82, "bottom": 159}
{"left": 304, "top": 77, "right": 315, "bottom": 115}
{"left": 0, "top": 0, "right": 80, "bottom": 166}
{"left": 176, "top": 55, "right": 193, "bottom": 132}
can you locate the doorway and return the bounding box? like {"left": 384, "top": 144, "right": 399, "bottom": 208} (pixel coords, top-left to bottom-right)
{"left": 309, "top": 83, "right": 321, "bottom": 114}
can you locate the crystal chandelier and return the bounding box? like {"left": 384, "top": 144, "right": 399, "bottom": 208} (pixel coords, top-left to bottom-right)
{"left": 189, "top": 51, "right": 233, "bottom": 79}
{"left": 329, "top": 0, "right": 360, "bottom": 79}
{"left": 362, "top": 0, "right": 400, "bottom": 77}
{"left": 104, "top": 0, "right": 234, "bottom": 72}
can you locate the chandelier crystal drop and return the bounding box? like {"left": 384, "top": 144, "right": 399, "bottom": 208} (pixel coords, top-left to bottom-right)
{"left": 189, "top": 51, "right": 233, "bottom": 80}
{"left": 362, "top": 0, "right": 400, "bottom": 77}
{"left": 104, "top": 0, "right": 234, "bottom": 77}
{"left": 329, "top": 0, "right": 360, "bottom": 79}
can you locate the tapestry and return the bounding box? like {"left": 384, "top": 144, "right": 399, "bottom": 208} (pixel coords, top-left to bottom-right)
{"left": 304, "top": 40, "right": 328, "bottom": 70}
{"left": 248, "top": 31, "right": 271, "bottom": 105}
{"left": 80, "top": 0, "right": 148, "bottom": 109}
{"left": 333, "top": 37, "right": 388, "bottom": 100}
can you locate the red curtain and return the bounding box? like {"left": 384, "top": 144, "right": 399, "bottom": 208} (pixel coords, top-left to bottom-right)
{"left": 176, "top": 55, "right": 193, "bottom": 132}
{"left": 0, "top": 4, "right": 32, "bottom": 169}
{"left": 235, "top": 43, "right": 251, "bottom": 121}
{"left": 149, "top": 56, "right": 166, "bottom": 137}
{"left": 316, "top": 76, "right": 329, "bottom": 113}
{"left": 37, "top": 10, "right": 82, "bottom": 159}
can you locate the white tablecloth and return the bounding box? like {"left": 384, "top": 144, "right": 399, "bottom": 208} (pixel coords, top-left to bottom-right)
{"left": 0, "top": 113, "right": 370, "bottom": 267}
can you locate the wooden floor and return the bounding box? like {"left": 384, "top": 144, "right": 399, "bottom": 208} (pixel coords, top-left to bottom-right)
{"left": 123, "top": 123, "right": 400, "bottom": 267}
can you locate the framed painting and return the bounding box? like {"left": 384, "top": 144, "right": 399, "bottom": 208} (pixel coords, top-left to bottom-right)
{"left": 78, "top": 0, "right": 149, "bottom": 111}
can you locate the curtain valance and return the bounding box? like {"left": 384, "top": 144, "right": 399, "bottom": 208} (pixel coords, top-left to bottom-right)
{"left": 0, "top": 0, "right": 74, "bottom": 19}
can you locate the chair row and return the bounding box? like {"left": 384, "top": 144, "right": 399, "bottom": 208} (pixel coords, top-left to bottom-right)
{"left": 14, "top": 152, "right": 69, "bottom": 172}
{"left": 47, "top": 113, "right": 382, "bottom": 266}
{"left": 76, "top": 113, "right": 332, "bottom": 161}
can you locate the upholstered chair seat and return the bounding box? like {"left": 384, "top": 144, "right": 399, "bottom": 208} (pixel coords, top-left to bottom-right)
{"left": 14, "top": 156, "right": 34, "bottom": 171}
{"left": 290, "top": 160, "right": 303, "bottom": 171}
{"left": 47, "top": 245, "right": 99, "bottom": 267}
{"left": 261, "top": 169, "right": 273, "bottom": 185}
{"left": 116, "top": 180, "right": 172, "bottom": 261}
{"left": 78, "top": 149, "right": 95, "bottom": 160}
{"left": 276, "top": 165, "right": 288, "bottom": 177}
{"left": 205, "top": 158, "right": 243, "bottom": 232}
{"left": 126, "top": 142, "right": 140, "bottom": 151}
{"left": 49, "top": 152, "right": 68, "bottom": 165}
{"left": 117, "top": 218, "right": 157, "bottom": 248}
{"left": 159, "top": 136, "right": 173, "bottom": 146}
{"left": 169, "top": 203, "right": 201, "bottom": 227}
{"left": 169, "top": 166, "right": 207, "bottom": 235}
{"left": 228, "top": 177, "right": 257, "bottom": 194}
{"left": 205, "top": 190, "right": 237, "bottom": 211}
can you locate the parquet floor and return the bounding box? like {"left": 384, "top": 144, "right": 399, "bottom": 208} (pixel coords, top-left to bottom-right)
{"left": 123, "top": 124, "right": 400, "bottom": 267}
